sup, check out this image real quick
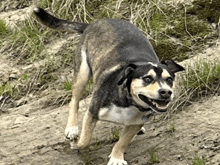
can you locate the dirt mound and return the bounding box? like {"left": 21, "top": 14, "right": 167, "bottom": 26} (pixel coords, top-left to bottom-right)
{"left": 1, "top": 91, "right": 220, "bottom": 165}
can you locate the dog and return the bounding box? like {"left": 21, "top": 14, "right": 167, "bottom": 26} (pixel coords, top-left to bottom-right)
{"left": 34, "top": 7, "right": 184, "bottom": 165}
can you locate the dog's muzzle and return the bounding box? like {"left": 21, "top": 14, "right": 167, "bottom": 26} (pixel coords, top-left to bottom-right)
{"left": 138, "top": 94, "right": 170, "bottom": 113}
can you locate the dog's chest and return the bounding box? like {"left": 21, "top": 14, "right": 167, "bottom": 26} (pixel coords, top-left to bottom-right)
{"left": 98, "top": 104, "right": 152, "bottom": 125}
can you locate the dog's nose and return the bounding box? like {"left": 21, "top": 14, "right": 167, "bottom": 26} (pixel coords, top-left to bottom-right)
{"left": 159, "top": 89, "right": 172, "bottom": 99}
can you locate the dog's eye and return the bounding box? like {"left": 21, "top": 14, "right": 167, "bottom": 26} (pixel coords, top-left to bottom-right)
{"left": 166, "top": 77, "right": 173, "bottom": 84}
{"left": 143, "top": 76, "right": 153, "bottom": 84}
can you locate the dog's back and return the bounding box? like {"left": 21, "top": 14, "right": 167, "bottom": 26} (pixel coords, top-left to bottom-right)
{"left": 80, "top": 19, "right": 159, "bottom": 79}
{"left": 34, "top": 8, "right": 159, "bottom": 81}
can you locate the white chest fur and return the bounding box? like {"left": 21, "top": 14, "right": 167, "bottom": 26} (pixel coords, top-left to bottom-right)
{"left": 98, "top": 104, "right": 152, "bottom": 125}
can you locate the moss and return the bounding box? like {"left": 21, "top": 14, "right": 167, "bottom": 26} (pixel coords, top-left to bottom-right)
{"left": 150, "top": 12, "right": 167, "bottom": 32}
{"left": 166, "top": 16, "right": 211, "bottom": 38}
{"left": 0, "top": 83, "right": 19, "bottom": 99}
{"left": 192, "top": 156, "right": 207, "bottom": 165}
{"left": 0, "top": 20, "right": 7, "bottom": 36}
{"left": 189, "top": 0, "right": 220, "bottom": 23}
{"left": 151, "top": 39, "right": 190, "bottom": 61}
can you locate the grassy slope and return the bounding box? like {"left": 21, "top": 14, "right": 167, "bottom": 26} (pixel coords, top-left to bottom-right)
{"left": 0, "top": 0, "right": 219, "bottom": 112}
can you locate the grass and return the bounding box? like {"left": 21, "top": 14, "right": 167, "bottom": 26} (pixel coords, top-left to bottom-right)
{"left": 0, "top": 83, "right": 19, "bottom": 98}
{"left": 0, "top": 20, "right": 7, "bottom": 36}
{"left": 64, "top": 79, "right": 72, "bottom": 91}
{"left": 184, "top": 62, "right": 220, "bottom": 94}
{"left": 165, "top": 122, "right": 176, "bottom": 133}
{"left": 111, "top": 126, "right": 120, "bottom": 142}
{"left": 148, "top": 149, "right": 160, "bottom": 164}
{"left": 192, "top": 156, "right": 207, "bottom": 165}
{"left": 188, "top": 0, "right": 220, "bottom": 24}
{"left": 171, "top": 60, "right": 220, "bottom": 112}
{"left": 0, "top": 0, "right": 219, "bottom": 111}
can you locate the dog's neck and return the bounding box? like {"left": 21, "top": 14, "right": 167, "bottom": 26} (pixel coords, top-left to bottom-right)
{"left": 119, "top": 81, "right": 152, "bottom": 112}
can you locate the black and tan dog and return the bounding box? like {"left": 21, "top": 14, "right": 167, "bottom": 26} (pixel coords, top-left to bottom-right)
{"left": 34, "top": 7, "right": 184, "bottom": 165}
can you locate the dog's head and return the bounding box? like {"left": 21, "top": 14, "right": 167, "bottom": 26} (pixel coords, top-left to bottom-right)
{"left": 117, "top": 60, "right": 184, "bottom": 113}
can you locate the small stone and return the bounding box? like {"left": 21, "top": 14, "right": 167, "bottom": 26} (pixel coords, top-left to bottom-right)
{"left": 37, "top": 145, "right": 45, "bottom": 149}
{"left": 177, "top": 155, "right": 183, "bottom": 161}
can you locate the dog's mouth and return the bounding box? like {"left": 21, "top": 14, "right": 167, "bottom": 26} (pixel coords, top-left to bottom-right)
{"left": 138, "top": 94, "right": 170, "bottom": 113}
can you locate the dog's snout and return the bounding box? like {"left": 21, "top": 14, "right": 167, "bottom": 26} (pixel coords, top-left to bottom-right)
{"left": 159, "top": 89, "right": 172, "bottom": 99}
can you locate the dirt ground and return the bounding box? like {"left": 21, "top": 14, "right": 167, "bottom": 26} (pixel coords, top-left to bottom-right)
{"left": 1, "top": 4, "right": 220, "bottom": 165}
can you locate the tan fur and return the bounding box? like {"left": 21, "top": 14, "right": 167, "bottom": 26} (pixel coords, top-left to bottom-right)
{"left": 161, "top": 69, "right": 171, "bottom": 79}
{"left": 109, "top": 125, "right": 143, "bottom": 159}
{"left": 77, "top": 110, "right": 97, "bottom": 149}
{"left": 144, "top": 69, "right": 156, "bottom": 78}
{"left": 65, "top": 48, "right": 91, "bottom": 138}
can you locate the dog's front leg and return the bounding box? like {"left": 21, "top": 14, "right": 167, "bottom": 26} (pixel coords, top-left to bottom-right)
{"left": 108, "top": 125, "right": 143, "bottom": 165}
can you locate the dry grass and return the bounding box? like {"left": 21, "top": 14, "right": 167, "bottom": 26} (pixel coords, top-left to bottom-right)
{"left": 0, "top": 0, "right": 219, "bottom": 111}
{"left": 170, "top": 59, "right": 220, "bottom": 114}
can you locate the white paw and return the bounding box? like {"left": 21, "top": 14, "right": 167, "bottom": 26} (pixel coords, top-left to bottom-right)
{"left": 65, "top": 126, "right": 79, "bottom": 140}
{"left": 107, "top": 157, "right": 128, "bottom": 165}
{"left": 140, "top": 127, "right": 146, "bottom": 133}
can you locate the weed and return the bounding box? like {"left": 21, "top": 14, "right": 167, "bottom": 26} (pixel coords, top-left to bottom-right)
{"left": 192, "top": 156, "right": 207, "bottom": 165}
{"left": 22, "top": 74, "right": 29, "bottom": 81}
{"left": 64, "top": 79, "right": 72, "bottom": 91}
{"left": 80, "top": 151, "right": 93, "bottom": 165}
{"left": 0, "top": 83, "right": 19, "bottom": 98}
{"left": 149, "top": 149, "right": 160, "bottom": 164}
{"left": 111, "top": 126, "right": 120, "bottom": 142}
{"left": 1, "top": 0, "right": 219, "bottom": 111}
{"left": 8, "top": 19, "right": 51, "bottom": 62}
{"left": 172, "top": 60, "right": 220, "bottom": 112}
{"left": 183, "top": 61, "right": 220, "bottom": 97}
{"left": 189, "top": 0, "right": 220, "bottom": 24}
{"left": 0, "top": 20, "right": 7, "bottom": 36}
{"left": 166, "top": 122, "right": 176, "bottom": 133}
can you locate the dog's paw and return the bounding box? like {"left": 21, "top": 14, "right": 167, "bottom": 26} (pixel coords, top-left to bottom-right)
{"left": 137, "top": 127, "right": 146, "bottom": 135}
{"left": 107, "top": 157, "right": 128, "bottom": 165}
{"left": 65, "top": 126, "right": 79, "bottom": 140}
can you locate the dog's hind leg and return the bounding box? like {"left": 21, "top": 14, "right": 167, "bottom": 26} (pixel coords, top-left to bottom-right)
{"left": 65, "top": 47, "right": 91, "bottom": 140}
{"left": 108, "top": 125, "right": 143, "bottom": 165}
{"left": 77, "top": 109, "right": 97, "bottom": 149}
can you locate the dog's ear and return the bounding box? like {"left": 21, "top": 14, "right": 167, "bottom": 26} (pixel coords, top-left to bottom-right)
{"left": 162, "top": 60, "right": 185, "bottom": 73}
{"left": 117, "top": 64, "right": 136, "bottom": 85}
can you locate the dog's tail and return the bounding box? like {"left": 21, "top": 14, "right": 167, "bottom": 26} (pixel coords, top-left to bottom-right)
{"left": 34, "top": 7, "right": 89, "bottom": 34}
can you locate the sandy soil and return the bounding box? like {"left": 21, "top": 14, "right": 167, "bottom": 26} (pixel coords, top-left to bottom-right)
{"left": 1, "top": 4, "right": 220, "bottom": 165}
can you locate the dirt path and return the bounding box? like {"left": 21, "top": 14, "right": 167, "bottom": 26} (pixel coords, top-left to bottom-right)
{"left": 1, "top": 91, "right": 220, "bottom": 165}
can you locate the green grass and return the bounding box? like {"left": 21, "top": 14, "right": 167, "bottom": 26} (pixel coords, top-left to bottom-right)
{"left": 172, "top": 60, "right": 220, "bottom": 111}
{"left": 0, "top": 20, "right": 7, "bottom": 36}
{"left": 0, "top": 83, "right": 19, "bottom": 98}
{"left": 7, "top": 20, "right": 54, "bottom": 62}
{"left": 0, "top": 0, "right": 219, "bottom": 110}
{"left": 192, "top": 157, "right": 207, "bottom": 165}
{"left": 149, "top": 149, "right": 160, "bottom": 164}
{"left": 183, "top": 61, "right": 220, "bottom": 98}
{"left": 64, "top": 79, "right": 72, "bottom": 91}
{"left": 111, "top": 126, "right": 120, "bottom": 142}
{"left": 189, "top": 0, "right": 220, "bottom": 24}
